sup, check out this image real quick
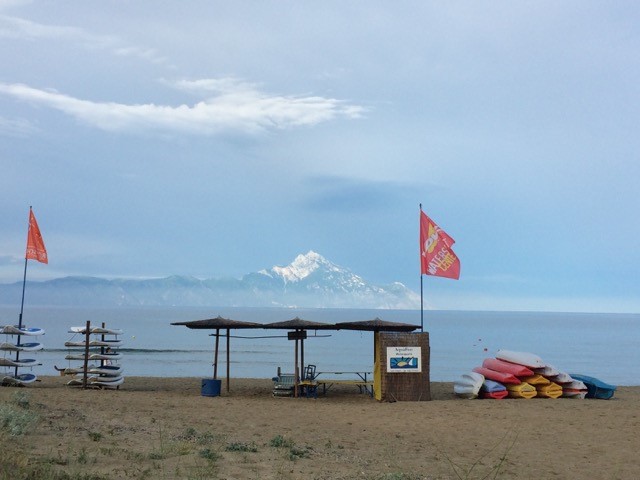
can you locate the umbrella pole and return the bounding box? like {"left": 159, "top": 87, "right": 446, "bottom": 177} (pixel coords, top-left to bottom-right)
{"left": 226, "top": 328, "right": 230, "bottom": 393}
{"left": 294, "top": 337, "right": 299, "bottom": 398}
{"left": 300, "top": 330, "right": 305, "bottom": 380}
{"left": 213, "top": 328, "right": 220, "bottom": 379}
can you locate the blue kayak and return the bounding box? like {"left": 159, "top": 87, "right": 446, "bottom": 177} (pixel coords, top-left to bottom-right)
{"left": 569, "top": 374, "right": 616, "bottom": 400}
{"left": 481, "top": 379, "right": 507, "bottom": 393}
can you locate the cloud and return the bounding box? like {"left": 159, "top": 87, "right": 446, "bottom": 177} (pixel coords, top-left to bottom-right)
{"left": 0, "top": 114, "right": 35, "bottom": 137}
{"left": 0, "top": 81, "right": 365, "bottom": 135}
{"left": 0, "top": 14, "right": 166, "bottom": 64}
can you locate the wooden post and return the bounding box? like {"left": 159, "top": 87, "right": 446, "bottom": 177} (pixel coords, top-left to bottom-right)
{"left": 82, "top": 320, "right": 90, "bottom": 389}
{"left": 225, "top": 328, "right": 230, "bottom": 393}
{"left": 213, "top": 328, "right": 220, "bottom": 379}
{"left": 300, "top": 329, "right": 305, "bottom": 380}
{"left": 294, "top": 336, "right": 299, "bottom": 398}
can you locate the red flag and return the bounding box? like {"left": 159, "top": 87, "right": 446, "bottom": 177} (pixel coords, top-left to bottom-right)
{"left": 420, "top": 211, "right": 459, "bottom": 279}
{"left": 26, "top": 209, "right": 48, "bottom": 264}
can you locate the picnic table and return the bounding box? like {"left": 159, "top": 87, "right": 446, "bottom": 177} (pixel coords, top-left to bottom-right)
{"left": 313, "top": 371, "right": 373, "bottom": 396}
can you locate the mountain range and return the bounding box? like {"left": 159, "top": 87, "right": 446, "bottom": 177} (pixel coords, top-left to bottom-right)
{"left": 0, "top": 251, "right": 420, "bottom": 309}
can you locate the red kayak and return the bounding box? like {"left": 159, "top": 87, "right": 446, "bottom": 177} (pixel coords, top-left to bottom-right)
{"left": 481, "top": 390, "right": 509, "bottom": 400}
{"left": 473, "top": 366, "right": 521, "bottom": 385}
{"left": 482, "top": 358, "right": 534, "bottom": 377}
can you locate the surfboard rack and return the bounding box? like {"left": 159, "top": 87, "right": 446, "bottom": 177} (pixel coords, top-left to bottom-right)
{"left": 63, "top": 320, "right": 124, "bottom": 390}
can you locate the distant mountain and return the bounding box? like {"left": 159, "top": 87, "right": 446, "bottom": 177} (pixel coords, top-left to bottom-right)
{"left": 0, "top": 251, "right": 420, "bottom": 309}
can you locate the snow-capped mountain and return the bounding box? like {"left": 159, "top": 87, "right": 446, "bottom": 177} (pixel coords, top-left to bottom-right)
{"left": 0, "top": 251, "right": 420, "bottom": 309}
{"left": 247, "top": 251, "right": 419, "bottom": 308}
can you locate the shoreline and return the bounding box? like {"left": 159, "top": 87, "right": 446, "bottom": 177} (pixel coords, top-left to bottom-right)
{"left": 1, "top": 377, "right": 639, "bottom": 479}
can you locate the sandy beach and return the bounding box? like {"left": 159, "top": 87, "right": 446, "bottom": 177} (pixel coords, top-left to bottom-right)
{"left": 1, "top": 376, "right": 638, "bottom": 479}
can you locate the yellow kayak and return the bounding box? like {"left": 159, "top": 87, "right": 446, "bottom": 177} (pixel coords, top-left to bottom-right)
{"left": 507, "top": 382, "right": 537, "bottom": 399}
{"left": 536, "top": 382, "right": 562, "bottom": 399}
{"left": 520, "top": 374, "right": 550, "bottom": 385}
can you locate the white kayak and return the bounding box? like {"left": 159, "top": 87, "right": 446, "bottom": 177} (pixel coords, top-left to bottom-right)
{"left": 0, "top": 357, "right": 42, "bottom": 367}
{"left": 534, "top": 364, "right": 560, "bottom": 377}
{"left": 69, "top": 326, "right": 123, "bottom": 335}
{"left": 454, "top": 371, "right": 484, "bottom": 399}
{"left": 0, "top": 341, "right": 44, "bottom": 352}
{"left": 1, "top": 325, "right": 45, "bottom": 336}
{"left": 561, "top": 380, "right": 588, "bottom": 398}
{"left": 496, "top": 349, "right": 545, "bottom": 369}
{"left": 550, "top": 371, "right": 573, "bottom": 383}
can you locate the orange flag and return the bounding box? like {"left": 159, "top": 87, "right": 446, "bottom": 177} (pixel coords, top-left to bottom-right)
{"left": 419, "top": 211, "right": 459, "bottom": 279}
{"left": 26, "top": 209, "right": 48, "bottom": 264}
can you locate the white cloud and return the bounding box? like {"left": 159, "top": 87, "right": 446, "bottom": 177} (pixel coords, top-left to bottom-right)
{"left": 0, "top": 14, "right": 166, "bottom": 64}
{"left": 0, "top": 114, "right": 35, "bottom": 137}
{"left": 0, "top": 81, "right": 366, "bottom": 135}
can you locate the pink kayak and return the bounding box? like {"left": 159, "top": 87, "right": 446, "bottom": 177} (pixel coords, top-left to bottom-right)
{"left": 473, "top": 366, "right": 521, "bottom": 385}
{"left": 482, "top": 358, "right": 534, "bottom": 377}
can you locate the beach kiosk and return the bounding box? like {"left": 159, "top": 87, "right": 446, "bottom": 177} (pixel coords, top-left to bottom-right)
{"left": 335, "top": 319, "right": 429, "bottom": 401}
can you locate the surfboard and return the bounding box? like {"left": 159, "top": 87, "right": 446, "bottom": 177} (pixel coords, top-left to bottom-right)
{"left": 496, "top": 349, "right": 545, "bottom": 369}
{"left": 88, "top": 374, "right": 123, "bottom": 383}
{"left": 69, "top": 326, "right": 123, "bottom": 335}
{"left": 89, "top": 365, "right": 123, "bottom": 376}
{"left": 67, "top": 377, "right": 124, "bottom": 388}
{"left": 0, "top": 357, "right": 41, "bottom": 367}
{"left": 1, "top": 325, "right": 45, "bottom": 336}
{"left": 473, "top": 366, "right": 521, "bottom": 384}
{"left": 91, "top": 376, "right": 124, "bottom": 388}
{"left": 454, "top": 371, "right": 484, "bottom": 399}
{"left": 1, "top": 373, "right": 37, "bottom": 385}
{"left": 0, "top": 341, "right": 44, "bottom": 352}
{"left": 64, "top": 339, "right": 123, "bottom": 348}
{"left": 65, "top": 352, "right": 123, "bottom": 361}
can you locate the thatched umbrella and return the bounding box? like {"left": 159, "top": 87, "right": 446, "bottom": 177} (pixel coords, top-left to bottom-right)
{"left": 263, "top": 317, "right": 335, "bottom": 397}
{"left": 334, "top": 318, "right": 419, "bottom": 332}
{"left": 171, "top": 316, "right": 261, "bottom": 392}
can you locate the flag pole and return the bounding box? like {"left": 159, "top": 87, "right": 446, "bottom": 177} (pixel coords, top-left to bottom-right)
{"left": 419, "top": 203, "right": 424, "bottom": 332}
{"left": 15, "top": 207, "right": 34, "bottom": 376}
{"left": 18, "top": 253, "right": 29, "bottom": 329}
{"left": 18, "top": 206, "right": 34, "bottom": 329}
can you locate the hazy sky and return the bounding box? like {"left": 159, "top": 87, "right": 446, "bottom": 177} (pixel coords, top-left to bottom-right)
{"left": 1, "top": 1, "right": 638, "bottom": 313}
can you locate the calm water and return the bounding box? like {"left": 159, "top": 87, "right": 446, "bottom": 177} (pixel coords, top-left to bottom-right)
{"left": 1, "top": 306, "right": 638, "bottom": 385}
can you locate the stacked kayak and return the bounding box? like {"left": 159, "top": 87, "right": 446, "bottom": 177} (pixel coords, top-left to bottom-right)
{"left": 454, "top": 349, "right": 615, "bottom": 400}
{"left": 454, "top": 372, "right": 484, "bottom": 399}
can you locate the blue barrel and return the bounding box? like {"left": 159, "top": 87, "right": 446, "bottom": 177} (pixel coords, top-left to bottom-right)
{"left": 201, "top": 379, "right": 222, "bottom": 397}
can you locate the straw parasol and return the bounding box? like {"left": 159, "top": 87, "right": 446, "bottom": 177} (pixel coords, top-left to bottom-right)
{"left": 171, "top": 316, "right": 262, "bottom": 392}
{"left": 263, "top": 317, "right": 335, "bottom": 396}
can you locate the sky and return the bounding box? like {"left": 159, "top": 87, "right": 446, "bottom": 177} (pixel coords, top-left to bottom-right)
{"left": 0, "top": 1, "right": 638, "bottom": 313}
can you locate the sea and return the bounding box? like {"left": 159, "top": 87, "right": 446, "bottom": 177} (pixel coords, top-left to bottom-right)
{"left": 1, "top": 306, "right": 639, "bottom": 386}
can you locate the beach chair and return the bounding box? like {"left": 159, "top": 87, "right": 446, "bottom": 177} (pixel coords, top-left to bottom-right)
{"left": 303, "top": 364, "right": 316, "bottom": 381}
{"left": 272, "top": 372, "right": 296, "bottom": 397}
{"left": 301, "top": 364, "right": 318, "bottom": 398}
